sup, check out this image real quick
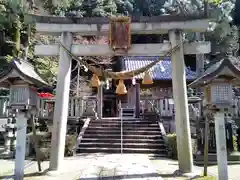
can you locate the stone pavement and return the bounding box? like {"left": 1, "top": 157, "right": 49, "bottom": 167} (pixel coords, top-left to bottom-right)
{"left": 1, "top": 154, "right": 239, "bottom": 180}
{"left": 150, "top": 157, "right": 202, "bottom": 180}
{"left": 1, "top": 154, "right": 164, "bottom": 180}
{"left": 151, "top": 157, "right": 240, "bottom": 180}
{"left": 202, "top": 164, "right": 240, "bottom": 180}
{"left": 0, "top": 159, "right": 33, "bottom": 177}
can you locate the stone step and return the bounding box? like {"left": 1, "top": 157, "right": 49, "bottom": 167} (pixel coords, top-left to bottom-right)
{"left": 79, "top": 142, "right": 165, "bottom": 149}
{"left": 84, "top": 130, "right": 162, "bottom": 135}
{"left": 77, "top": 116, "right": 167, "bottom": 155}
{"left": 90, "top": 120, "right": 157, "bottom": 124}
{"left": 86, "top": 126, "right": 160, "bottom": 131}
{"left": 88, "top": 123, "right": 159, "bottom": 128}
{"left": 144, "top": 115, "right": 159, "bottom": 118}
{"left": 76, "top": 147, "right": 167, "bottom": 154}
{"left": 81, "top": 138, "right": 164, "bottom": 143}
{"left": 194, "top": 161, "right": 240, "bottom": 166}
{"left": 82, "top": 134, "right": 163, "bottom": 139}
{"left": 194, "top": 152, "right": 240, "bottom": 162}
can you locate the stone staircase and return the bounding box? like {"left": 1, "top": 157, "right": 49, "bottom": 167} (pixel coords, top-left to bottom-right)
{"left": 121, "top": 108, "right": 135, "bottom": 118}
{"left": 76, "top": 116, "right": 167, "bottom": 156}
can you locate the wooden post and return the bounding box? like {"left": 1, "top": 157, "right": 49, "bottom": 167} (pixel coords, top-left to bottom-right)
{"left": 97, "top": 83, "right": 103, "bottom": 119}
{"left": 14, "top": 110, "right": 27, "bottom": 180}
{"left": 196, "top": 32, "right": 205, "bottom": 78}
{"left": 214, "top": 111, "right": 228, "bottom": 180}
{"left": 135, "top": 83, "right": 140, "bottom": 118}
{"left": 49, "top": 32, "right": 72, "bottom": 171}
{"left": 196, "top": 32, "right": 205, "bottom": 94}
{"left": 203, "top": 87, "right": 210, "bottom": 176}
{"left": 203, "top": 113, "right": 209, "bottom": 176}
{"left": 169, "top": 29, "right": 193, "bottom": 173}
{"left": 30, "top": 115, "right": 42, "bottom": 172}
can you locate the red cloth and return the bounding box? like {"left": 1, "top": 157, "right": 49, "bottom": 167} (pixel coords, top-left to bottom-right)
{"left": 38, "top": 93, "right": 55, "bottom": 111}
{"left": 37, "top": 92, "right": 54, "bottom": 98}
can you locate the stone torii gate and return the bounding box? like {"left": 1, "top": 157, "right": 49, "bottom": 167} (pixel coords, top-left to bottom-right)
{"left": 28, "top": 14, "right": 211, "bottom": 173}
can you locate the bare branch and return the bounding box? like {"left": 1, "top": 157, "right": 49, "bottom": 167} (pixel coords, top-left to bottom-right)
{"left": 73, "top": 36, "right": 113, "bottom": 66}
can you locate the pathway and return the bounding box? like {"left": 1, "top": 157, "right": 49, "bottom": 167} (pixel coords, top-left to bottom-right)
{"left": 1, "top": 154, "right": 164, "bottom": 180}
{"left": 0, "top": 159, "right": 33, "bottom": 178}
{"left": 151, "top": 157, "right": 240, "bottom": 180}
{"left": 1, "top": 154, "right": 239, "bottom": 180}
{"left": 203, "top": 164, "right": 240, "bottom": 180}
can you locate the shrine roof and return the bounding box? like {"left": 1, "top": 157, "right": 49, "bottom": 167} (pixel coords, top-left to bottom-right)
{"left": 123, "top": 56, "right": 196, "bottom": 81}
{"left": 0, "top": 58, "right": 49, "bottom": 88}
{"left": 189, "top": 55, "right": 240, "bottom": 88}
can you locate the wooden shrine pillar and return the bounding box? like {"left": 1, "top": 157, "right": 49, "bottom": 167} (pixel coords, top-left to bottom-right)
{"left": 169, "top": 29, "right": 193, "bottom": 173}
{"left": 97, "top": 83, "right": 103, "bottom": 119}
{"left": 135, "top": 83, "right": 140, "bottom": 118}
{"left": 49, "top": 32, "right": 72, "bottom": 171}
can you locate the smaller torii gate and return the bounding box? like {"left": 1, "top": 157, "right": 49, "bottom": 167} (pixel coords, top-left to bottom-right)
{"left": 26, "top": 14, "right": 211, "bottom": 173}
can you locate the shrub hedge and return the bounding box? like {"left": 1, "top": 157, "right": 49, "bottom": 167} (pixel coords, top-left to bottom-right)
{"left": 166, "top": 133, "right": 197, "bottom": 159}
{"left": 167, "top": 133, "right": 239, "bottom": 159}
{"left": 233, "top": 135, "right": 238, "bottom": 152}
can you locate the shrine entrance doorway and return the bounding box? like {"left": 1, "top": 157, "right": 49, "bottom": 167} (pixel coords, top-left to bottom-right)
{"left": 102, "top": 94, "right": 117, "bottom": 117}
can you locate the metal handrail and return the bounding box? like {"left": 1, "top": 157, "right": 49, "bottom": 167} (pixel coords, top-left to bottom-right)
{"left": 120, "top": 108, "right": 123, "bottom": 154}
{"left": 147, "top": 100, "right": 161, "bottom": 116}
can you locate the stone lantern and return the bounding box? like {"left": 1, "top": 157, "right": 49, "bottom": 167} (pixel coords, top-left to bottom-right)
{"left": 0, "top": 58, "right": 49, "bottom": 179}
{"left": 189, "top": 55, "right": 240, "bottom": 180}
{"left": 189, "top": 55, "right": 240, "bottom": 110}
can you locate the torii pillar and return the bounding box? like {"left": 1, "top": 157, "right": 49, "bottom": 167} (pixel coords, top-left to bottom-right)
{"left": 169, "top": 29, "right": 193, "bottom": 172}
{"left": 49, "top": 32, "right": 72, "bottom": 171}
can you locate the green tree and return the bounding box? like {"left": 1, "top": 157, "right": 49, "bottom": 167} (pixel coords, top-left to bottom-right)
{"left": 44, "top": 0, "right": 119, "bottom": 17}
{"left": 163, "top": 0, "right": 238, "bottom": 56}
{"left": 44, "top": 0, "right": 134, "bottom": 16}
{"left": 0, "top": 0, "right": 26, "bottom": 65}
{"left": 132, "top": 0, "right": 166, "bottom": 16}
{"left": 0, "top": 0, "right": 58, "bottom": 84}
{"left": 115, "top": 0, "right": 134, "bottom": 15}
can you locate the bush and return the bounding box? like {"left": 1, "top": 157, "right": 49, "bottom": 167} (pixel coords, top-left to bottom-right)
{"left": 166, "top": 133, "right": 197, "bottom": 159}
{"left": 233, "top": 135, "right": 238, "bottom": 152}
{"left": 65, "top": 135, "right": 77, "bottom": 157}
{"left": 28, "top": 132, "right": 77, "bottom": 161}
{"left": 166, "top": 133, "right": 178, "bottom": 159}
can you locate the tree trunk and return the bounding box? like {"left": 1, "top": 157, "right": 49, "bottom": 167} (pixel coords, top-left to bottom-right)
{"left": 12, "top": 19, "right": 21, "bottom": 57}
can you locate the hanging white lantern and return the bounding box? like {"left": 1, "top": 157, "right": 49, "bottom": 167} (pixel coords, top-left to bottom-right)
{"left": 106, "top": 79, "right": 110, "bottom": 90}
{"left": 132, "top": 77, "right": 136, "bottom": 85}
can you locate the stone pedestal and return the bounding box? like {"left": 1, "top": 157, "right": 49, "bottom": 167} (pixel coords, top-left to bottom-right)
{"left": 214, "top": 112, "right": 228, "bottom": 180}
{"left": 14, "top": 111, "right": 28, "bottom": 180}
